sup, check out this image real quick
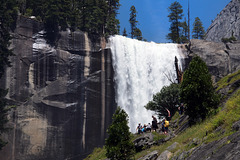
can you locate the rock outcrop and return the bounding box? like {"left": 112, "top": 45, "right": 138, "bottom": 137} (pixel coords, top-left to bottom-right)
{"left": 134, "top": 133, "right": 155, "bottom": 152}
{"left": 0, "top": 16, "right": 116, "bottom": 160}
{"left": 138, "top": 150, "right": 158, "bottom": 160}
{"left": 205, "top": 0, "right": 240, "bottom": 42}
{"left": 186, "top": 39, "right": 240, "bottom": 82}
{"left": 184, "top": 121, "right": 240, "bottom": 160}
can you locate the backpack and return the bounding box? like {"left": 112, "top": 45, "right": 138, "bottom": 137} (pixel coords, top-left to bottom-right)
{"left": 164, "top": 120, "right": 169, "bottom": 127}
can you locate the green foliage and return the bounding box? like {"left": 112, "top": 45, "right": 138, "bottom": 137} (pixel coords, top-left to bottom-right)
{"left": 44, "top": 0, "right": 60, "bottom": 44}
{"left": 180, "top": 56, "right": 220, "bottom": 124}
{"left": 205, "top": 88, "right": 240, "bottom": 139}
{"left": 166, "top": 1, "right": 183, "bottom": 43}
{"left": 180, "top": 18, "right": 189, "bottom": 43}
{"left": 105, "top": 107, "right": 135, "bottom": 160}
{"left": 135, "top": 28, "right": 143, "bottom": 40}
{"left": 129, "top": 5, "right": 143, "bottom": 40}
{"left": 171, "top": 111, "right": 180, "bottom": 123}
{"left": 17, "top": 0, "right": 121, "bottom": 41}
{"left": 0, "top": 0, "right": 17, "bottom": 150}
{"left": 0, "top": 0, "right": 17, "bottom": 75}
{"left": 221, "top": 36, "right": 237, "bottom": 43}
{"left": 24, "top": 8, "right": 33, "bottom": 17}
{"left": 216, "top": 69, "right": 240, "bottom": 91}
{"left": 152, "top": 132, "right": 167, "bottom": 142}
{"left": 105, "top": 0, "right": 120, "bottom": 36}
{"left": 123, "top": 28, "right": 128, "bottom": 37}
{"left": 0, "top": 89, "right": 9, "bottom": 150}
{"left": 145, "top": 83, "right": 180, "bottom": 118}
{"left": 81, "top": 0, "right": 107, "bottom": 35}
{"left": 129, "top": 5, "right": 138, "bottom": 39}
{"left": 221, "top": 31, "right": 237, "bottom": 43}
{"left": 80, "top": 0, "right": 120, "bottom": 36}
{"left": 84, "top": 147, "right": 107, "bottom": 160}
{"left": 24, "top": 0, "right": 46, "bottom": 21}
{"left": 192, "top": 17, "right": 205, "bottom": 39}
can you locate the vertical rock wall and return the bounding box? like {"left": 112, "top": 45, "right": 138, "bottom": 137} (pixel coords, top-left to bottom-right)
{"left": 181, "top": 39, "right": 240, "bottom": 82}
{"left": 205, "top": 0, "right": 240, "bottom": 42}
{"left": 0, "top": 16, "right": 116, "bottom": 160}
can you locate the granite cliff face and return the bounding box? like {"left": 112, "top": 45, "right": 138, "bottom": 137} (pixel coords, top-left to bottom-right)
{"left": 188, "top": 39, "right": 240, "bottom": 82}
{"left": 205, "top": 0, "right": 240, "bottom": 42}
{"left": 0, "top": 16, "right": 116, "bottom": 160}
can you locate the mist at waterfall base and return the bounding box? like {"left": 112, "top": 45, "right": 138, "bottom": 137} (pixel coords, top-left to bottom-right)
{"left": 109, "top": 35, "right": 183, "bottom": 133}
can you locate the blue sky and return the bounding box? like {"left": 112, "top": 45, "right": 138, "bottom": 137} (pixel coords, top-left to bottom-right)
{"left": 118, "top": 0, "right": 231, "bottom": 43}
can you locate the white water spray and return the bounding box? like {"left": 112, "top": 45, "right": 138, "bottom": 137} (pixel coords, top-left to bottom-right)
{"left": 109, "top": 35, "right": 183, "bottom": 132}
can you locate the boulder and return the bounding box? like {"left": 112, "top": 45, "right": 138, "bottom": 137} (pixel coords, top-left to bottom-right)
{"left": 134, "top": 133, "right": 155, "bottom": 152}
{"left": 138, "top": 150, "right": 159, "bottom": 160}
{"left": 174, "top": 115, "right": 189, "bottom": 135}
{"left": 156, "top": 150, "right": 172, "bottom": 160}
{"left": 166, "top": 142, "right": 180, "bottom": 152}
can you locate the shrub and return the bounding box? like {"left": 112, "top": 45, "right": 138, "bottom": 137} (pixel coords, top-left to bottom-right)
{"left": 221, "top": 36, "right": 237, "bottom": 43}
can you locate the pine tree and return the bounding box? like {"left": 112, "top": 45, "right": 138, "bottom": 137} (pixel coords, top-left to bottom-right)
{"left": 24, "top": 0, "right": 46, "bottom": 19}
{"left": 166, "top": 1, "right": 183, "bottom": 43}
{"left": 135, "top": 28, "right": 143, "bottom": 40}
{"left": 79, "top": 0, "right": 109, "bottom": 35}
{"left": 0, "top": 0, "right": 17, "bottom": 77}
{"left": 129, "top": 5, "right": 138, "bottom": 39}
{"left": 58, "top": 0, "right": 72, "bottom": 30}
{"left": 44, "top": 0, "right": 60, "bottom": 44}
{"left": 68, "top": 0, "right": 81, "bottom": 31}
{"left": 17, "top": 0, "right": 26, "bottom": 14}
{"left": 180, "top": 56, "right": 220, "bottom": 124}
{"left": 105, "top": 107, "right": 135, "bottom": 160}
{"left": 23, "top": 0, "right": 121, "bottom": 36}
{"left": 89, "top": 0, "right": 106, "bottom": 35}
{"left": 106, "top": 0, "right": 120, "bottom": 36}
{"left": 122, "top": 28, "right": 128, "bottom": 37}
{"left": 192, "top": 17, "right": 205, "bottom": 39}
{"left": 180, "top": 18, "right": 189, "bottom": 43}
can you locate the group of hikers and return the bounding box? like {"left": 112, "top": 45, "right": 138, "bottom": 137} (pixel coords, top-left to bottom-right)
{"left": 136, "top": 116, "right": 170, "bottom": 135}
{"left": 136, "top": 103, "right": 184, "bottom": 135}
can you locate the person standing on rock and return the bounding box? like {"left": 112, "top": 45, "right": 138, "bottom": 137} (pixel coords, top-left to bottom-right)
{"left": 136, "top": 123, "right": 143, "bottom": 134}
{"left": 161, "top": 118, "right": 169, "bottom": 135}
{"left": 152, "top": 116, "right": 158, "bottom": 132}
{"left": 179, "top": 103, "right": 184, "bottom": 115}
{"left": 146, "top": 123, "right": 152, "bottom": 132}
{"left": 164, "top": 118, "right": 169, "bottom": 134}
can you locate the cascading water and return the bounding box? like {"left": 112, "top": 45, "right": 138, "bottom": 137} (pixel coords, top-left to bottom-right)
{"left": 109, "top": 35, "right": 183, "bottom": 132}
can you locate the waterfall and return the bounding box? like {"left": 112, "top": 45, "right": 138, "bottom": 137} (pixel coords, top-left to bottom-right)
{"left": 109, "top": 35, "right": 183, "bottom": 133}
